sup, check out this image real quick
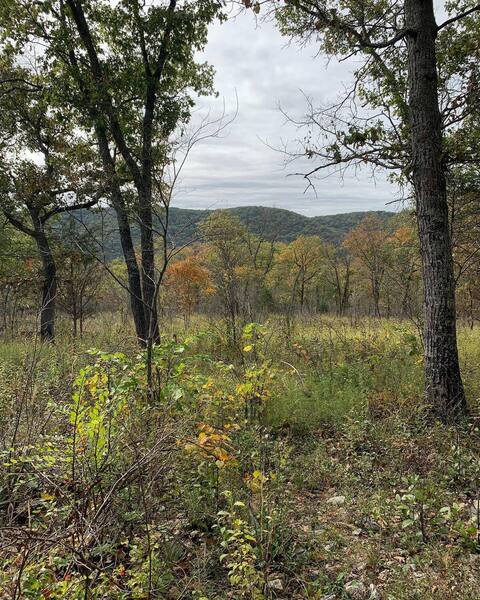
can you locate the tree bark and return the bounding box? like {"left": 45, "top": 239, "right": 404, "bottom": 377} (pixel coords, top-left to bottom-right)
{"left": 93, "top": 120, "right": 149, "bottom": 345}
{"left": 66, "top": 0, "right": 168, "bottom": 347}
{"left": 299, "top": 272, "right": 305, "bottom": 308}
{"left": 32, "top": 218, "right": 57, "bottom": 342}
{"left": 62, "top": 12, "right": 150, "bottom": 346}
{"left": 113, "top": 189, "right": 149, "bottom": 345}
{"left": 405, "top": 0, "right": 467, "bottom": 420}
{"left": 138, "top": 186, "right": 160, "bottom": 344}
{"left": 70, "top": 262, "right": 78, "bottom": 338}
{"left": 340, "top": 258, "right": 351, "bottom": 315}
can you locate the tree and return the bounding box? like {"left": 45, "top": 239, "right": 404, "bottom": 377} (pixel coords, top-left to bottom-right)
{"left": 165, "top": 253, "right": 213, "bottom": 325}
{"left": 343, "top": 215, "right": 391, "bottom": 317}
{"left": 449, "top": 168, "right": 480, "bottom": 327}
{"left": 238, "top": 230, "right": 276, "bottom": 319}
{"left": 0, "top": 223, "right": 37, "bottom": 337}
{"left": 265, "top": 0, "right": 480, "bottom": 420}
{"left": 386, "top": 218, "right": 421, "bottom": 320}
{"left": 406, "top": 0, "right": 468, "bottom": 419}
{"left": 322, "top": 242, "right": 352, "bottom": 316}
{"left": 57, "top": 219, "right": 105, "bottom": 337}
{"left": 274, "top": 235, "right": 325, "bottom": 311}
{"left": 199, "top": 212, "right": 250, "bottom": 345}
{"left": 2, "top": 0, "right": 224, "bottom": 346}
{"left": 0, "top": 65, "right": 101, "bottom": 341}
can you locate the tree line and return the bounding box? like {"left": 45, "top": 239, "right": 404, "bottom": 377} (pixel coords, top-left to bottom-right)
{"left": 3, "top": 209, "right": 479, "bottom": 341}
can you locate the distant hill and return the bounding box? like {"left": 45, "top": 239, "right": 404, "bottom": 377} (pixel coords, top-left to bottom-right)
{"left": 62, "top": 206, "right": 395, "bottom": 259}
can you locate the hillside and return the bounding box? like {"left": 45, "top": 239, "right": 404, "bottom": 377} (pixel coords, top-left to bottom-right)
{"left": 64, "top": 206, "right": 395, "bottom": 259}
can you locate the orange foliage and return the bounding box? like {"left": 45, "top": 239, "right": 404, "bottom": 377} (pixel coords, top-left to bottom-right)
{"left": 391, "top": 226, "right": 415, "bottom": 247}
{"left": 165, "top": 254, "right": 214, "bottom": 316}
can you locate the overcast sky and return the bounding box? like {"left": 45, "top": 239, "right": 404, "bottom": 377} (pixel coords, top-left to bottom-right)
{"left": 175, "top": 4, "right": 446, "bottom": 217}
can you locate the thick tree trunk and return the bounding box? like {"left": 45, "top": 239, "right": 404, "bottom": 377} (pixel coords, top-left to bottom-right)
{"left": 67, "top": 0, "right": 169, "bottom": 348}
{"left": 93, "top": 121, "right": 149, "bottom": 345}
{"left": 139, "top": 76, "right": 161, "bottom": 346}
{"left": 405, "top": 0, "right": 467, "bottom": 420}
{"left": 138, "top": 188, "right": 160, "bottom": 345}
{"left": 65, "top": 11, "right": 150, "bottom": 346}
{"left": 34, "top": 225, "right": 57, "bottom": 342}
{"left": 114, "top": 195, "right": 149, "bottom": 345}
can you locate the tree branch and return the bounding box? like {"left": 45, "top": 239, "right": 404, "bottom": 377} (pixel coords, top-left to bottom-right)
{"left": 437, "top": 4, "right": 480, "bottom": 31}
{"left": 41, "top": 193, "right": 103, "bottom": 223}
{"left": 295, "top": 1, "right": 412, "bottom": 49}
{"left": 2, "top": 210, "right": 36, "bottom": 238}
{"left": 65, "top": 0, "right": 143, "bottom": 188}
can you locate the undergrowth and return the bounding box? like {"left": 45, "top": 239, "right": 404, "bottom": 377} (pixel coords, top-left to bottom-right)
{"left": 1, "top": 316, "right": 479, "bottom": 599}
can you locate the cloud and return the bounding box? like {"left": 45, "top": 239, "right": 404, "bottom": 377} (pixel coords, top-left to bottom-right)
{"left": 176, "top": 7, "right": 449, "bottom": 217}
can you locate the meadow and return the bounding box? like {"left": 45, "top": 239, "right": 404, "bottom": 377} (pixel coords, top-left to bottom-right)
{"left": 1, "top": 315, "right": 480, "bottom": 599}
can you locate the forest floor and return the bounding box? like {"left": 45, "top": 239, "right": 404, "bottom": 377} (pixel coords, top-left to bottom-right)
{"left": 1, "top": 315, "right": 480, "bottom": 599}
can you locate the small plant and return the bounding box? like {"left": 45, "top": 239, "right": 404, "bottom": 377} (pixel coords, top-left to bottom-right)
{"left": 395, "top": 475, "right": 434, "bottom": 543}
{"left": 237, "top": 323, "right": 276, "bottom": 421}
{"left": 184, "top": 422, "right": 239, "bottom": 513}
{"left": 394, "top": 474, "right": 480, "bottom": 550}
{"left": 216, "top": 491, "right": 265, "bottom": 599}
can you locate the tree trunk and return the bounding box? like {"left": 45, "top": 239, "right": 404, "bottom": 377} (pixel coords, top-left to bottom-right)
{"left": 138, "top": 187, "right": 160, "bottom": 345}
{"left": 333, "top": 267, "right": 342, "bottom": 315}
{"left": 93, "top": 120, "right": 149, "bottom": 345}
{"left": 468, "top": 287, "right": 474, "bottom": 330}
{"left": 114, "top": 196, "right": 149, "bottom": 344}
{"left": 34, "top": 224, "right": 57, "bottom": 342}
{"left": 139, "top": 75, "right": 161, "bottom": 346}
{"left": 405, "top": 0, "right": 467, "bottom": 420}
{"left": 341, "top": 261, "right": 351, "bottom": 315}
{"left": 66, "top": 19, "right": 150, "bottom": 346}
{"left": 70, "top": 262, "right": 78, "bottom": 338}
{"left": 371, "top": 275, "right": 381, "bottom": 317}
{"left": 401, "top": 268, "right": 415, "bottom": 319}
{"left": 299, "top": 272, "right": 305, "bottom": 308}
{"left": 66, "top": 0, "right": 169, "bottom": 348}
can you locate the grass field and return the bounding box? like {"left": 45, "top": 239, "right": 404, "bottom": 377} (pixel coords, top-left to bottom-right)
{"left": 1, "top": 315, "right": 480, "bottom": 599}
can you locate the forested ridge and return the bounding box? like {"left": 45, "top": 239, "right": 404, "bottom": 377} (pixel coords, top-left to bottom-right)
{"left": 62, "top": 206, "right": 394, "bottom": 258}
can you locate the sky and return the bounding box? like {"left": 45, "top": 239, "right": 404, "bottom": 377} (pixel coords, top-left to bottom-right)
{"left": 175, "top": 8, "right": 402, "bottom": 217}
{"left": 175, "top": 3, "right": 448, "bottom": 217}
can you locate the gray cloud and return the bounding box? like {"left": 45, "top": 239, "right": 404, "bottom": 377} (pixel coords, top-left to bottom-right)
{"left": 175, "top": 5, "right": 447, "bottom": 217}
